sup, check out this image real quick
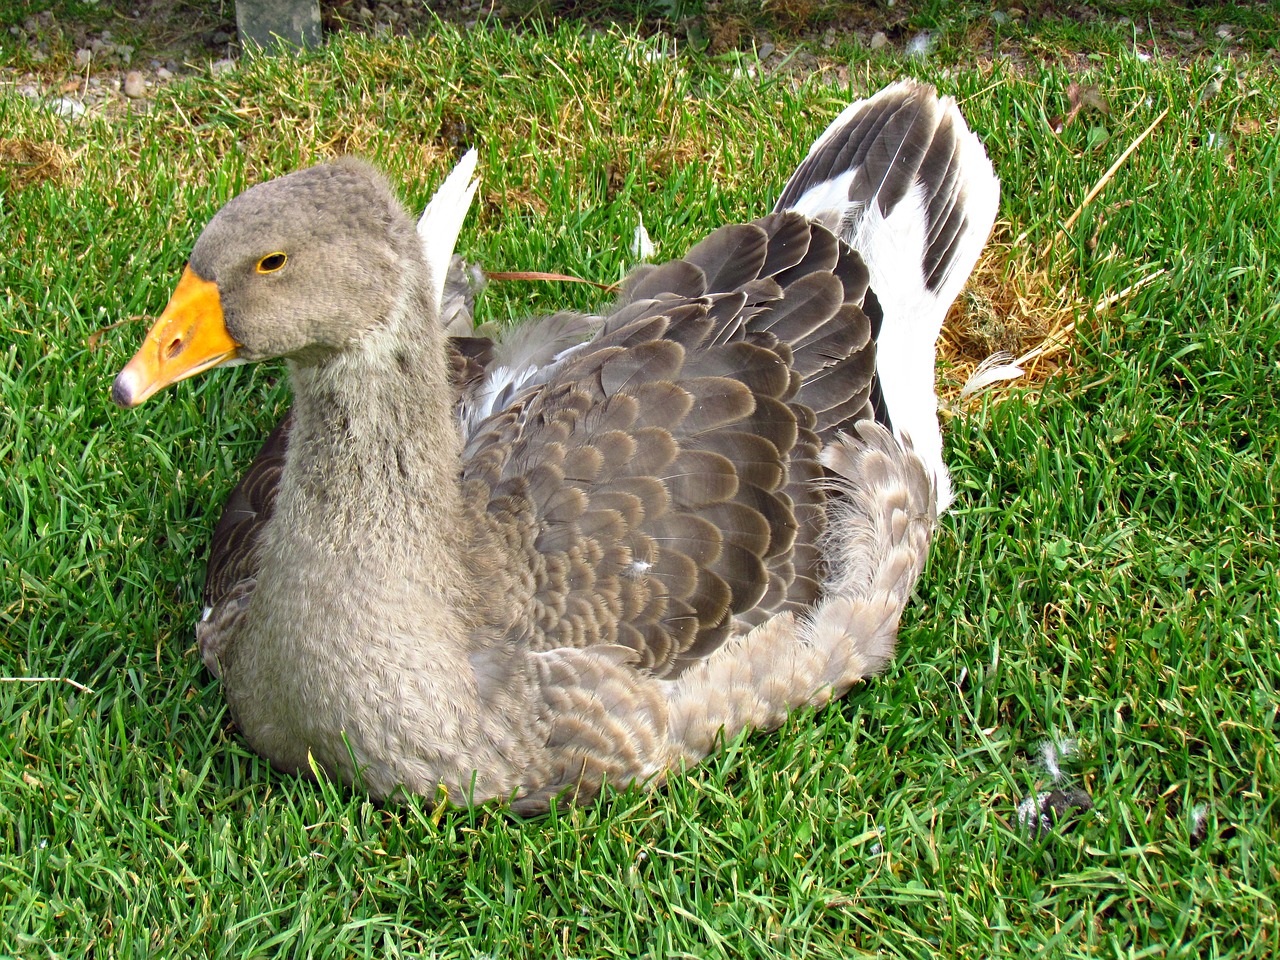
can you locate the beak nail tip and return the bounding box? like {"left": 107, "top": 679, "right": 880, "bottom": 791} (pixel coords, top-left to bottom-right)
{"left": 111, "top": 373, "right": 135, "bottom": 408}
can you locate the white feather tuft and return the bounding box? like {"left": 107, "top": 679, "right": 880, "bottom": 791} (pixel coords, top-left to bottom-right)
{"left": 1037, "top": 737, "right": 1077, "bottom": 783}
{"left": 417, "top": 149, "right": 480, "bottom": 316}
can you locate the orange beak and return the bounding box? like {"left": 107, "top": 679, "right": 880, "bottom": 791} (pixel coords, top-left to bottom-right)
{"left": 112, "top": 267, "right": 241, "bottom": 408}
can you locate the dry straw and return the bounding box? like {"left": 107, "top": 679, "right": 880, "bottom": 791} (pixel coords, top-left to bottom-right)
{"left": 941, "top": 106, "right": 1170, "bottom": 408}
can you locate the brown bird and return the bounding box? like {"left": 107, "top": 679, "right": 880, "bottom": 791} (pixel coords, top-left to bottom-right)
{"left": 113, "top": 80, "right": 998, "bottom": 812}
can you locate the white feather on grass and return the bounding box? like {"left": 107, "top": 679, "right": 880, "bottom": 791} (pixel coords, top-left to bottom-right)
{"left": 959, "top": 350, "right": 1025, "bottom": 399}
{"left": 631, "top": 214, "right": 655, "bottom": 261}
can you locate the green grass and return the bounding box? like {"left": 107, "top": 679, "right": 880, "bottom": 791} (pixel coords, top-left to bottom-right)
{"left": 3, "top": 14, "right": 1280, "bottom": 960}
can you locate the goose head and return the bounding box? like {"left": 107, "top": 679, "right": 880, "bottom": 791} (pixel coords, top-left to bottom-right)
{"left": 112, "top": 159, "right": 425, "bottom": 408}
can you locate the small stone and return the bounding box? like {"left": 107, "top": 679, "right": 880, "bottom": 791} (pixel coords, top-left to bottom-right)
{"left": 47, "top": 96, "right": 86, "bottom": 120}
{"left": 757, "top": 42, "right": 775, "bottom": 60}
{"left": 156, "top": 66, "right": 173, "bottom": 80}
{"left": 822, "top": 28, "right": 837, "bottom": 49}
{"left": 212, "top": 29, "right": 233, "bottom": 44}
{"left": 869, "top": 31, "right": 888, "bottom": 50}
{"left": 75, "top": 47, "right": 92, "bottom": 66}
{"left": 1215, "top": 24, "right": 1234, "bottom": 40}
{"left": 123, "top": 71, "right": 147, "bottom": 98}
{"left": 211, "top": 58, "right": 236, "bottom": 76}
{"left": 990, "top": 10, "right": 1009, "bottom": 26}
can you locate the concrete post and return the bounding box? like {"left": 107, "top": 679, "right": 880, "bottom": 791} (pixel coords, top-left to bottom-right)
{"left": 236, "top": 0, "right": 322, "bottom": 52}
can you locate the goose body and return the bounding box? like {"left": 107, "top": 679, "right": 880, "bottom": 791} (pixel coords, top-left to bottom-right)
{"left": 114, "top": 80, "right": 998, "bottom": 810}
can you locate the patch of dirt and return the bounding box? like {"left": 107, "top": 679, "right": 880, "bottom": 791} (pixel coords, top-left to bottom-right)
{"left": 3, "top": 1, "right": 1273, "bottom": 129}
{"left": 1, "top": 2, "right": 233, "bottom": 121}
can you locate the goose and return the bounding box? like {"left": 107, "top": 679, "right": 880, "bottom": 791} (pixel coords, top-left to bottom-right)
{"left": 113, "top": 80, "right": 998, "bottom": 812}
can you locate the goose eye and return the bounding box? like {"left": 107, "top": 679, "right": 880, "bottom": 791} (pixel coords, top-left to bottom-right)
{"left": 256, "top": 252, "right": 288, "bottom": 274}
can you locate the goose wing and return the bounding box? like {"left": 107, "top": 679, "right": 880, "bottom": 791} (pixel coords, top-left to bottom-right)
{"left": 461, "top": 213, "right": 878, "bottom": 677}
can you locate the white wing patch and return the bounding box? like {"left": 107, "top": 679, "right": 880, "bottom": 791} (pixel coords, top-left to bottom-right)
{"left": 457, "top": 323, "right": 596, "bottom": 439}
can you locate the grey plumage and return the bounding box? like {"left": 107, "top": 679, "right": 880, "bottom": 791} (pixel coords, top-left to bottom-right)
{"left": 459, "top": 213, "right": 873, "bottom": 680}
{"left": 119, "top": 79, "right": 999, "bottom": 810}
{"left": 439, "top": 254, "right": 486, "bottom": 337}
{"left": 775, "top": 80, "right": 1000, "bottom": 514}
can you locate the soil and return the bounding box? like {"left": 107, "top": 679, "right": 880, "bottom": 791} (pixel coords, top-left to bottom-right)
{"left": 1, "top": 1, "right": 1273, "bottom": 123}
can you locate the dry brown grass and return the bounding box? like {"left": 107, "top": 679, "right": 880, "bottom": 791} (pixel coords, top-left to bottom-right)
{"left": 484, "top": 183, "right": 552, "bottom": 217}
{"left": 647, "top": 138, "right": 710, "bottom": 177}
{"left": 0, "top": 139, "right": 70, "bottom": 190}
{"left": 940, "top": 104, "right": 1171, "bottom": 409}
{"left": 938, "top": 227, "right": 1084, "bottom": 408}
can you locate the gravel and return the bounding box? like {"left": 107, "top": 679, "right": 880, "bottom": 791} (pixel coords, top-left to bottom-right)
{"left": 123, "top": 71, "right": 147, "bottom": 98}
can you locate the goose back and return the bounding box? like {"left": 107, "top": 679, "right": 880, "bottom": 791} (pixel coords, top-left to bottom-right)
{"left": 459, "top": 212, "right": 877, "bottom": 675}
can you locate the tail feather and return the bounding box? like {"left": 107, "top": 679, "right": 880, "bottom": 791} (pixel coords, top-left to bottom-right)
{"left": 807, "top": 421, "right": 936, "bottom": 689}
{"left": 775, "top": 80, "right": 999, "bottom": 513}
